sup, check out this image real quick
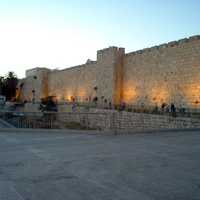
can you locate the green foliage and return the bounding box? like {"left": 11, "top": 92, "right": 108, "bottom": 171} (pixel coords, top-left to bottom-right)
{"left": 0, "top": 72, "right": 18, "bottom": 101}
{"left": 39, "top": 96, "right": 58, "bottom": 112}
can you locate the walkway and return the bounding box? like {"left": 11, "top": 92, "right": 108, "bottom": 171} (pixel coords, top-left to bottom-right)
{"left": 0, "top": 129, "right": 200, "bottom": 200}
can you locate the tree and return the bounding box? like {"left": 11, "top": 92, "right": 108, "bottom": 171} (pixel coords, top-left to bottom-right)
{"left": 0, "top": 76, "right": 4, "bottom": 95}
{"left": 2, "top": 72, "right": 18, "bottom": 101}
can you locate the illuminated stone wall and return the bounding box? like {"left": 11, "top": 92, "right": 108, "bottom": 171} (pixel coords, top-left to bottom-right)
{"left": 123, "top": 36, "right": 200, "bottom": 109}
{"left": 19, "top": 68, "right": 50, "bottom": 102}
{"left": 20, "top": 35, "right": 200, "bottom": 110}
{"left": 48, "top": 63, "right": 100, "bottom": 102}
{"left": 48, "top": 47, "right": 125, "bottom": 104}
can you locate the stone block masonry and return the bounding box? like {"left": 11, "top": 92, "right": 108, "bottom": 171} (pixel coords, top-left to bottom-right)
{"left": 56, "top": 109, "right": 200, "bottom": 132}
{"left": 123, "top": 35, "right": 200, "bottom": 109}
{"left": 19, "top": 35, "right": 200, "bottom": 110}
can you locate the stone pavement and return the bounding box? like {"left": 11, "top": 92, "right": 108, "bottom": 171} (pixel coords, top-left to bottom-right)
{"left": 0, "top": 129, "right": 200, "bottom": 200}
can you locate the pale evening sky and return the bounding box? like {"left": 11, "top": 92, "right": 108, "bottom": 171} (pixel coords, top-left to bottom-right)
{"left": 0, "top": 0, "right": 199, "bottom": 78}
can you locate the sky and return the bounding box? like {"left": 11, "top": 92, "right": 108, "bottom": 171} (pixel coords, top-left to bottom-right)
{"left": 0, "top": 0, "right": 199, "bottom": 78}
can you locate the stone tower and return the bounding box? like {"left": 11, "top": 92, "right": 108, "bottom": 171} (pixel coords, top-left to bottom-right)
{"left": 97, "top": 47, "right": 125, "bottom": 105}
{"left": 19, "top": 68, "right": 50, "bottom": 102}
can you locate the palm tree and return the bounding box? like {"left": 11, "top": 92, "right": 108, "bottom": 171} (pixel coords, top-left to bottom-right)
{"left": 6, "top": 72, "right": 17, "bottom": 80}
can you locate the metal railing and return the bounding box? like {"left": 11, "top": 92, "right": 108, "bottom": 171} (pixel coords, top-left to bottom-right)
{"left": 4, "top": 101, "right": 200, "bottom": 119}
{"left": 0, "top": 111, "right": 112, "bottom": 130}
{"left": 0, "top": 109, "right": 200, "bottom": 131}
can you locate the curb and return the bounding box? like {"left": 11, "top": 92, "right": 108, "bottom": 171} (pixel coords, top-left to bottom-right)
{"left": 0, "top": 127, "right": 199, "bottom": 135}
{"left": 113, "top": 128, "right": 200, "bottom": 135}
{"left": 0, "top": 128, "right": 110, "bottom": 135}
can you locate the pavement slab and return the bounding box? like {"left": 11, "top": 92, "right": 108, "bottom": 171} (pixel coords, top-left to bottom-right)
{"left": 0, "top": 129, "right": 200, "bottom": 200}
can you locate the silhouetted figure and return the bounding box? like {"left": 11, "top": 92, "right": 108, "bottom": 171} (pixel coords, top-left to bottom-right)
{"left": 165, "top": 105, "right": 170, "bottom": 113}
{"left": 93, "top": 97, "right": 98, "bottom": 106}
{"left": 161, "top": 103, "right": 166, "bottom": 112}
{"left": 109, "top": 102, "right": 112, "bottom": 109}
{"left": 120, "top": 102, "right": 126, "bottom": 111}
{"left": 170, "top": 103, "right": 176, "bottom": 117}
{"left": 72, "top": 102, "right": 76, "bottom": 112}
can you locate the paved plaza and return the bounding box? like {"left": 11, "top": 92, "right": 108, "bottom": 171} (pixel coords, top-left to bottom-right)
{"left": 0, "top": 129, "right": 200, "bottom": 200}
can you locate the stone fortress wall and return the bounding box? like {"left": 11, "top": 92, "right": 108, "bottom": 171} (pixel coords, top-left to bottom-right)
{"left": 123, "top": 36, "right": 200, "bottom": 109}
{"left": 48, "top": 47, "right": 125, "bottom": 105}
{"left": 19, "top": 35, "right": 200, "bottom": 109}
{"left": 20, "top": 68, "right": 49, "bottom": 102}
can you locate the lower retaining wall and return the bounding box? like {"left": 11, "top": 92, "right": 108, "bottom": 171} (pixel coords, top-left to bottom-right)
{"left": 57, "top": 109, "right": 200, "bottom": 132}
{"left": 57, "top": 112, "right": 109, "bottom": 130}
{"left": 112, "top": 111, "right": 200, "bottom": 132}
{"left": 7, "top": 103, "right": 200, "bottom": 132}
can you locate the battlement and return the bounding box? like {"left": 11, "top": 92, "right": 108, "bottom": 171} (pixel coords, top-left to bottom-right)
{"left": 125, "top": 35, "right": 200, "bottom": 57}
{"left": 97, "top": 46, "right": 119, "bottom": 54}
{"left": 26, "top": 67, "right": 50, "bottom": 77}
{"left": 97, "top": 46, "right": 125, "bottom": 62}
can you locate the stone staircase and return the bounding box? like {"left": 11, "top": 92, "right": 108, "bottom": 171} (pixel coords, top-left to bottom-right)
{"left": 0, "top": 118, "right": 15, "bottom": 128}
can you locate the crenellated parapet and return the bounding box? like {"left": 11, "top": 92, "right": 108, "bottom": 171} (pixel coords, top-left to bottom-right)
{"left": 125, "top": 35, "right": 200, "bottom": 57}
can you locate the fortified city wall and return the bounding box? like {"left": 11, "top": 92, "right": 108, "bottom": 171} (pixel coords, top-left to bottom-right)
{"left": 123, "top": 35, "right": 200, "bottom": 108}
{"left": 19, "top": 68, "right": 50, "bottom": 101}
{"left": 48, "top": 47, "right": 124, "bottom": 105}
{"left": 19, "top": 35, "right": 200, "bottom": 109}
